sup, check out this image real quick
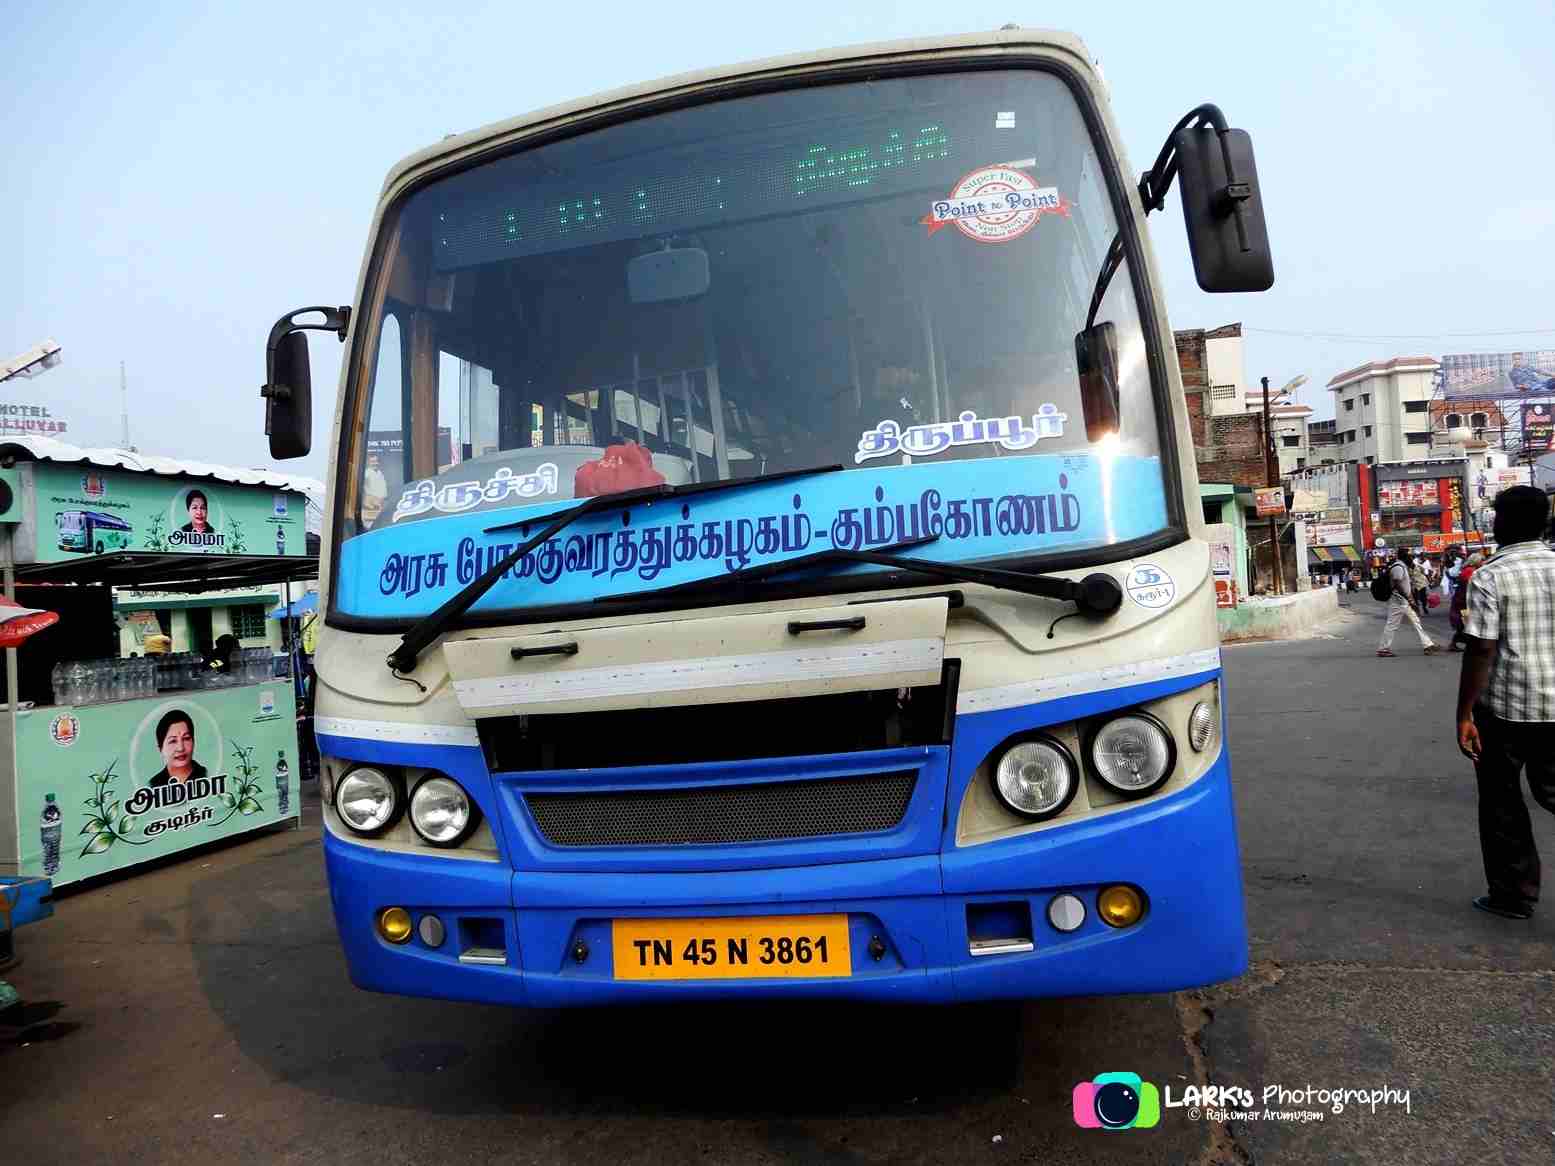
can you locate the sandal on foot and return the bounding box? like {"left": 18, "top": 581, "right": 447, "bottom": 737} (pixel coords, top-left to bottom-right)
{"left": 1472, "top": 895, "right": 1532, "bottom": 920}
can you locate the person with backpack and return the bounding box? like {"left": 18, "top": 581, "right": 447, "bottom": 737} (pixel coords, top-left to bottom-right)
{"left": 1377, "top": 547, "right": 1438, "bottom": 657}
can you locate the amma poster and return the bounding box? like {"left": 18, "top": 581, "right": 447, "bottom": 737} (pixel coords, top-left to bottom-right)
{"left": 26, "top": 464, "right": 307, "bottom": 563}
{"left": 16, "top": 683, "right": 298, "bottom": 887}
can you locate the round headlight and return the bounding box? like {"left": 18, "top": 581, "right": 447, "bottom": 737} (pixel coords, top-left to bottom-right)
{"left": 1090, "top": 715, "right": 1174, "bottom": 797}
{"left": 336, "top": 767, "right": 399, "bottom": 835}
{"left": 1188, "top": 700, "right": 1219, "bottom": 754}
{"left": 409, "top": 775, "right": 478, "bottom": 846}
{"left": 994, "top": 738, "right": 1078, "bottom": 819}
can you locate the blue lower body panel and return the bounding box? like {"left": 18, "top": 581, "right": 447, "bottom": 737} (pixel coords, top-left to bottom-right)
{"left": 324, "top": 751, "right": 1247, "bottom": 1006}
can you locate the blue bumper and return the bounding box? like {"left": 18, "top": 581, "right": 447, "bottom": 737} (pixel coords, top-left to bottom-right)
{"left": 323, "top": 749, "right": 1247, "bottom": 1007}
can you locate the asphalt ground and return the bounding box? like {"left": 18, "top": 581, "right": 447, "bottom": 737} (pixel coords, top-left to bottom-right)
{"left": 4, "top": 594, "right": 1553, "bottom": 1165}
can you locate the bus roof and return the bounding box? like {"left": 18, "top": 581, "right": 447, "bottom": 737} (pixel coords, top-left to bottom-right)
{"left": 378, "top": 27, "right": 1095, "bottom": 200}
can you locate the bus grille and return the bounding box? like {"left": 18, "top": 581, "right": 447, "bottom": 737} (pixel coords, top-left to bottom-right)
{"left": 524, "top": 771, "right": 917, "bottom": 848}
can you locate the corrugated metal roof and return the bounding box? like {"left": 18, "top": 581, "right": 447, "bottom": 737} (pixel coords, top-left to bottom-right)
{"left": 0, "top": 435, "right": 324, "bottom": 494}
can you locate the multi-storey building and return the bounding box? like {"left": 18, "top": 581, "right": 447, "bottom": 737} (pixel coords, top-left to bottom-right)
{"left": 1324, "top": 356, "right": 1440, "bottom": 464}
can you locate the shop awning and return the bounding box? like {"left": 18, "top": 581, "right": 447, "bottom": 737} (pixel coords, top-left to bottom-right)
{"left": 13, "top": 551, "right": 317, "bottom": 593}
{"left": 1339, "top": 545, "right": 1362, "bottom": 562}
{"left": 270, "top": 591, "right": 318, "bottom": 619}
{"left": 1310, "top": 547, "right": 1333, "bottom": 562}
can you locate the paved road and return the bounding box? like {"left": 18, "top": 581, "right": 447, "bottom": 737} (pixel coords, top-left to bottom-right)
{"left": 5, "top": 598, "right": 1552, "bottom": 1164}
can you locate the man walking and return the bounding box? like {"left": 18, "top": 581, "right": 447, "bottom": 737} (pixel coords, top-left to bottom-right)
{"left": 1455, "top": 485, "right": 1555, "bottom": 920}
{"left": 1378, "top": 547, "right": 1437, "bottom": 657}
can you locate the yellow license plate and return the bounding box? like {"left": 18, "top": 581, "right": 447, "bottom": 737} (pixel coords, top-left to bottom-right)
{"left": 612, "top": 914, "right": 852, "bottom": 981}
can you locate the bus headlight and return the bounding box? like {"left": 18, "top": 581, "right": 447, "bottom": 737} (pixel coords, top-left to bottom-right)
{"left": 336, "top": 767, "right": 400, "bottom": 835}
{"left": 1188, "top": 700, "right": 1219, "bottom": 753}
{"left": 1090, "top": 714, "right": 1175, "bottom": 797}
{"left": 993, "top": 738, "right": 1078, "bottom": 819}
{"left": 409, "top": 775, "right": 479, "bottom": 847}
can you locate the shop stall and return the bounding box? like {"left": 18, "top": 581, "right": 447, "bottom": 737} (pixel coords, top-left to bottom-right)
{"left": 0, "top": 440, "right": 317, "bottom": 887}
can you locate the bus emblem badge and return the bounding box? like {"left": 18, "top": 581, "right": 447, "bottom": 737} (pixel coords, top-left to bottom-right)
{"left": 1126, "top": 564, "right": 1176, "bottom": 609}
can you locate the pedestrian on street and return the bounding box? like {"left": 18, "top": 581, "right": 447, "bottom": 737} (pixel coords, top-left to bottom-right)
{"left": 1378, "top": 548, "right": 1437, "bottom": 657}
{"left": 1455, "top": 485, "right": 1555, "bottom": 921}
{"left": 1448, "top": 551, "right": 1484, "bottom": 652}
{"left": 1411, "top": 557, "right": 1431, "bottom": 618}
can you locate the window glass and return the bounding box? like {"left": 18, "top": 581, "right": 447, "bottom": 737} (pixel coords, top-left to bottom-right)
{"left": 337, "top": 70, "right": 1175, "bottom": 620}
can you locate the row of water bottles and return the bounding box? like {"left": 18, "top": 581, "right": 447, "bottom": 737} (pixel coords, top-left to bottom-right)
{"left": 51, "top": 657, "right": 160, "bottom": 705}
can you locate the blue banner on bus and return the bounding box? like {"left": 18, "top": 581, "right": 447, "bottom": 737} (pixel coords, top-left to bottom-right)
{"left": 335, "top": 453, "right": 1168, "bottom": 619}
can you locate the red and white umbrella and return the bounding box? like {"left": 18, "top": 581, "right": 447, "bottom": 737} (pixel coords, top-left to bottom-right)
{"left": 0, "top": 600, "right": 58, "bottom": 648}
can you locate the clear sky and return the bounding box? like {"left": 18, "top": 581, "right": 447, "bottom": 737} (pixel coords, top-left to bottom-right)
{"left": 5, "top": 1, "right": 1552, "bottom": 480}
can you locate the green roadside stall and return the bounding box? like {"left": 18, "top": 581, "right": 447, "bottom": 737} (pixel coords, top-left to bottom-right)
{"left": 0, "top": 438, "right": 318, "bottom": 889}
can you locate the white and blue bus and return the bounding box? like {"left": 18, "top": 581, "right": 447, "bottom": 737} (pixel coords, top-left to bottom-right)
{"left": 261, "top": 29, "right": 1273, "bottom": 1007}
{"left": 57, "top": 509, "right": 134, "bottom": 555}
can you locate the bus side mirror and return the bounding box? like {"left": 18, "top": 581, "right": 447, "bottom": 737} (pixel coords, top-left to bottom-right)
{"left": 1075, "top": 321, "right": 1120, "bottom": 442}
{"left": 263, "top": 331, "right": 313, "bottom": 459}
{"left": 260, "top": 305, "right": 348, "bottom": 460}
{"left": 1174, "top": 127, "right": 1274, "bottom": 292}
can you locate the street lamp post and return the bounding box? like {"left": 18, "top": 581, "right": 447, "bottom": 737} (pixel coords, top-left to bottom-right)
{"left": 0, "top": 340, "right": 62, "bottom": 386}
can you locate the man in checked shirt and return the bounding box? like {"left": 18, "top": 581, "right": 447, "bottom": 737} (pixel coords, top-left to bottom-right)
{"left": 1456, "top": 485, "right": 1555, "bottom": 920}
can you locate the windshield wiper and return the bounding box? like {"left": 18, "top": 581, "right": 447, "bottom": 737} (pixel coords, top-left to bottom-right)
{"left": 384, "top": 464, "right": 844, "bottom": 674}
{"left": 595, "top": 539, "right": 1124, "bottom": 617}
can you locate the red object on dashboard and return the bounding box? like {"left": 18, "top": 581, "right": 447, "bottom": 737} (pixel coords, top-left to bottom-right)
{"left": 573, "top": 441, "right": 667, "bottom": 497}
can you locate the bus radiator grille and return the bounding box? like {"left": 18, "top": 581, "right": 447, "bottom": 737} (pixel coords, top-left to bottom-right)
{"left": 524, "top": 770, "right": 917, "bottom": 847}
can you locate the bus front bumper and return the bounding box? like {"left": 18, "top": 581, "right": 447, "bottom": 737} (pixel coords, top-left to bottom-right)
{"left": 323, "top": 751, "right": 1247, "bottom": 1007}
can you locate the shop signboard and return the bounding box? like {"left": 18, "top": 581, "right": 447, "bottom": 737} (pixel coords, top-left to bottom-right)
{"left": 24, "top": 464, "right": 307, "bottom": 563}
{"left": 0, "top": 401, "right": 68, "bottom": 437}
{"left": 1422, "top": 531, "right": 1484, "bottom": 553}
{"left": 1289, "top": 488, "right": 1328, "bottom": 515}
{"left": 14, "top": 683, "right": 298, "bottom": 887}
{"left": 1311, "top": 520, "right": 1352, "bottom": 547}
{"left": 1254, "top": 487, "right": 1285, "bottom": 517}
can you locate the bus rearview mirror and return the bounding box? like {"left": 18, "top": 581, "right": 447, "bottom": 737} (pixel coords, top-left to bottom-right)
{"left": 628, "top": 247, "right": 710, "bottom": 303}
{"left": 263, "top": 330, "right": 313, "bottom": 460}
{"left": 1075, "top": 321, "right": 1120, "bottom": 443}
{"left": 1174, "top": 126, "right": 1274, "bottom": 293}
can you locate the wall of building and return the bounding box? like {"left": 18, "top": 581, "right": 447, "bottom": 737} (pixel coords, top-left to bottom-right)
{"left": 1204, "top": 325, "right": 1247, "bottom": 416}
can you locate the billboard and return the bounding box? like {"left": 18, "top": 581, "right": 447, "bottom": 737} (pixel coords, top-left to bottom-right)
{"left": 26, "top": 464, "right": 307, "bottom": 563}
{"left": 1441, "top": 351, "right": 1555, "bottom": 400}
{"left": 1254, "top": 487, "right": 1285, "bottom": 517}
{"left": 1523, "top": 402, "right": 1555, "bottom": 453}
{"left": 1378, "top": 479, "right": 1441, "bottom": 509}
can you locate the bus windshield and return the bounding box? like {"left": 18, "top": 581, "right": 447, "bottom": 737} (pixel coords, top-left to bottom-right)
{"left": 335, "top": 68, "right": 1174, "bottom": 624}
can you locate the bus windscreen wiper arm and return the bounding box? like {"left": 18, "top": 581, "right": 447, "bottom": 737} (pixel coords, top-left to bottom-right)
{"left": 384, "top": 463, "right": 844, "bottom": 674}
{"left": 598, "top": 541, "right": 1124, "bottom": 617}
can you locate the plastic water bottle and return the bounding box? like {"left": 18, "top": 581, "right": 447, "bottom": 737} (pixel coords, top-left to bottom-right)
{"left": 274, "top": 750, "right": 290, "bottom": 814}
{"left": 68, "top": 660, "right": 87, "bottom": 706}
{"left": 276, "top": 526, "right": 286, "bottom": 555}
{"left": 40, "top": 794, "right": 62, "bottom": 876}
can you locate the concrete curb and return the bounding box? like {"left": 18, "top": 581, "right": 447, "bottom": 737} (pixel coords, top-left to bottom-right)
{"left": 1217, "top": 588, "right": 1341, "bottom": 642}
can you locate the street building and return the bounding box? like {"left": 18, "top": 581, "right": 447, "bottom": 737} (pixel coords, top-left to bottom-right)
{"left": 1325, "top": 356, "right": 1440, "bottom": 464}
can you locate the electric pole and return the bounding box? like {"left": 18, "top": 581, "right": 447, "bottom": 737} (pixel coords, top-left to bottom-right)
{"left": 1261, "top": 375, "right": 1281, "bottom": 594}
